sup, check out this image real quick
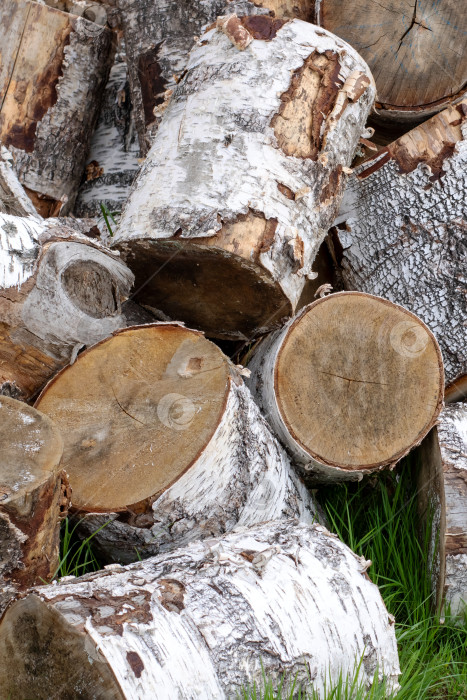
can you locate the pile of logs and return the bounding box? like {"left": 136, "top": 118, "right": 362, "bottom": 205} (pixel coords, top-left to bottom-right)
{"left": 0, "top": 0, "right": 465, "bottom": 697}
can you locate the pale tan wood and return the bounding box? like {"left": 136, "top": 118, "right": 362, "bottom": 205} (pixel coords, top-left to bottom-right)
{"left": 316, "top": 0, "right": 467, "bottom": 122}
{"left": 0, "top": 397, "right": 68, "bottom": 614}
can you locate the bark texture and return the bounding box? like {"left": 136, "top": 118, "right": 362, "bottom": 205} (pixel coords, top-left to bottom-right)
{"left": 0, "top": 213, "right": 134, "bottom": 400}
{"left": 118, "top": 0, "right": 315, "bottom": 154}
{"left": 114, "top": 19, "right": 375, "bottom": 340}
{"left": 74, "top": 40, "right": 140, "bottom": 218}
{"left": 35, "top": 323, "right": 318, "bottom": 563}
{"left": 314, "top": 0, "right": 467, "bottom": 123}
{"left": 0, "top": 147, "right": 39, "bottom": 218}
{"left": 0, "top": 520, "right": 400, "bottom": 698}
{"left": 247, "top": 292, "right": 444, "bottom": 484}
{"left": 332, "top": 101, "right": 467, "bottom": 385}
{"left": 415, "top": 404, "right": 467, "bottom": 616}
{"left": 0, "top": 0, "right": 113, "bottom": 216}
{"left": 0, "top": 396, "right": 69, "bottom": 615}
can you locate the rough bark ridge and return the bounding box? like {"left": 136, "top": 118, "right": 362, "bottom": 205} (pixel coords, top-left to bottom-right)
{"left": 246, "top": 292, "right": 444, "bottom": 484}
{"left": 0, "top": 147, "right": 39, "bottom": 218}
{"left": 0, "top": 213, "right": 134, "bottom": 400}
{"left": 74, "top": 40, "right": 141, "bottom": 218}
{"left": 314, "top": 0, "right": 467, "bottom": 123}
{"left": 0, "top": 397, "right": 69, "bottom": 615}
{"left": 0, "top": 521, "right": 400, "bottom": 698}
{"left": 114, "top": 20, "right": 375, "bottom": 339}
{"left": 415, "top": 404, "right": 467, "bottom": 616}
{"left": 0, "top": 0, "right": 113, "bottom": 215}
{"left": 118, "top": 0, "right": 314, "bottom": 154}
{"left": 332, "top": 102, "right": 467, "bottom": 385}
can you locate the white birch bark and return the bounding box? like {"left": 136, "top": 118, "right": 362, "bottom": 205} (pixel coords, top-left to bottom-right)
{"left": 0, "top": 520, "right": 400, "bottom": 698}
{"left": 0, "top": 147, "right": 40, "bottom": 218}
{"left": 415, "top": 404, "right": 467, "bottom": 617}
{"left": 74, "top": 42, "right": 141, "bottom": 218}
{"left": 0, "top": 213, "right": 134, "bottom": 399}
{"left": 114, "top": 19, "right": 375, "bottom": 340}
{"left": 76, "top": 378, "right": 320, "bottom": 563}
{"left": 0, "top": 0, "right": 113, "bottom": 215}
{"left": 332, "top": 101, "right": 467, "bottom": 385}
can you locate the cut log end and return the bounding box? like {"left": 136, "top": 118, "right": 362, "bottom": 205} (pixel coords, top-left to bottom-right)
{"left": 120, "top": 239, "right": 291, "bottom": 340}
{"left": 273, "top": 292, "right": 443, "bottom": 472}
{"left": 35, "top": 324, "right": 234, "bottom": 512}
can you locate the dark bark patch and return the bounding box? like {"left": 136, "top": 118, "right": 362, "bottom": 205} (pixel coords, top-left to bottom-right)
{"left": 239, "top": 16, "right": 288, "bottom": 41}
{"left": 319, "top": 165, "right": 342, "bottom": 204}
{"left": 138, "top": 45, "right": 167, "bottom": 127}
{"left": 126, "top": 651, "right": 145, "bottom": 678}
{"left": 158, "top": 578, "right": 185, "bottom": 613}
{"left": 356, "top": 150, "right": 390, "bottom": 180}
{"left": 277, "top": 182, "right": 295, "bottom": 199}
{"left": 388, "top": 139, "right": 456, "bottom": 185}
{"left": 259, "top": 216, "right": 278, "bottom": 254}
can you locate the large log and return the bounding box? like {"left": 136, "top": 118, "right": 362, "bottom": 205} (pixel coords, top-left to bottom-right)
{"left": 0, "top": 520, "right": 400, "bottom": 698}
{"left": 0, "top": 213, "right": 134, "bottom": 400}
{"left": 247, "top": 292, "right": 444, "bottom": 484}
{"left": 74, "top": 40, "right": 141, "bottom": 218}
{"left": 313, "top": 0, "right": 467, "bottom": 125}
{"left": 119, "top": 0, "right": 315, "bottom": 154}
{"left": 35, "top": 323, "right": 318, "bottom": 563}
{"left": 414, "top": 403, "right": 467, "bottom": 617}
{"left": 0, "top": 396, "right": 69, "bottom": 615}
{"left": 114, "top": 19, "right": 375, "bottom": 340}
{"left": 331, "top": 101, "right": 467, "bottom": 386}
{"left": 0, "top": 0, "right": 113, "bottom": 216}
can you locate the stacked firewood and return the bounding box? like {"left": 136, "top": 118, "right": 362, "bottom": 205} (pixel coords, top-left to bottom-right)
{"left": 0, "top": 0, "right": 465, "bottom": 696}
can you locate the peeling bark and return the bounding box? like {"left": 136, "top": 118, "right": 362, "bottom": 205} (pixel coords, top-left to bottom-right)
{"left": 0, "top": 0, "right": 113, "bottom": 215}
{"left": 0, "top": 396, "right": 69, "bottom": 615}
{"left": 333, "top": 102, "right": 467, "bottom": 385}
{"left": 0, "top": 213, "right": 134, "bottom": 400}
{"left": 114, "top": 20, "right": 375, "bottom": 340}
{"left": 315, "top": 0, "right": 467, "bottom": 123}
{"left": 0, "top": 520, "right": 400, "bottom": 698}
{"left": 246, "top": 291, "right": 444, "bottom": 484}
{"left": 118, "top": 0, "right": 315, "bottom": 154}
{"left": 35, "top": 323, "right": 318, "bottom": 563}
{"left": 414, "top": 403, "right": 467, "bottom": 616}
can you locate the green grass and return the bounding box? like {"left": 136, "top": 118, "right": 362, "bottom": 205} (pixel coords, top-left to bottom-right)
{"left": 52, "top": 517, "right": 108, "bottom": 580}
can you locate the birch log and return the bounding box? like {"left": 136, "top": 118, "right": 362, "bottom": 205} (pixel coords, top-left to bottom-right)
{"left": 74, "top": 41, "right": 141, "bottom": 218}
{"left": 314, "top": 0, "right": 467, "bottom": 124}
{"left": 247, "top": 291, "right": 444, "bottom": 484}
{"left": 0, "top": 213, "right": 134, "bottom": 400}
{"left": 35, "top": 323, "right": 318, "bottom": 563}
{"left": 414, "top": 404, "right": 467, "bottom": 616}
{"left": 0, "top": 147, "right": 39, "bottom": 218}
{"left": 114, "top": 19, "right": 375, "bottom": 340}
{"left": 0, "top": 0, "right": 113, "bottom": 216}
{"left": 0, "top": 397, "right": 69, "bottom": 615}
{"left": 0, "top": 520, "right": 400, "bottom": 698}
{"left": 332, "top": 101, "right": 467, "bottom": 386}
{"left": 118, "top": 0, "right": 316, "bottom": 154}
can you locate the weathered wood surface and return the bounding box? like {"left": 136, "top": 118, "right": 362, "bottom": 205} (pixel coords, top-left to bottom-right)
{"left": 114, "top": 19, "right": 375, "bottom": 340}
{"left": 0, "top": 146, "right": 39, "bottom": 218}
{"left": 74, "top": 40, "right": 141, "bottom": 218}
{"left": 118, "top": 0, "right": 315, "bottom": 154}
{"left": 314, "top": 0, "right": 467, "bottom": 123}
{"left": 0, "top": 0, "right": 113, "bottom": 216}
{"left": 415, "top": 403, "right": 467, "bottom": 616}
{"left": 332, "top": 101, "right": 467, "bottom": 386}
{"left": 247, "top": 292, "right": 444, "bottom": 484}
{"left": 0, "top": 397, "right": 69, "bottom": 615}
{"left": 0, "top": 213, "right": 134, "bottom": 400}
{"left": 35, "top": 323, "right": 318, "bottom": 563}
{"left": 0, "top": 521, "right": 400, "bottom": 698}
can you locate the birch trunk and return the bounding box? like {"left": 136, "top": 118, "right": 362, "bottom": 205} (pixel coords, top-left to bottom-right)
{"left": 118, "top": 0, "right": 315, "bottom": 154}
{"left": 332, "top": 101, "right": 467, "bottom": 386}
{"left": 414, "top": 404, "right": 467, "bottom": 616}
{"left": 0, "top": 213, "right": 134, "bottom": 400}
{"left": 246, "top": 291, "right": 444, "bottom": 484}
{"left": 114, "top": 19, "right": 375, "bottom": 340}
{"left": 0, "top": 520, "right": 400, "bottom": 698}
{"left": 0, "top": 0, "right": 113, "bottom": 216}
{"left": 35, "top": 323, "right": 318, "bottom": 563}
{"left": 0, "top": 396, "right": 69, "bottom": 615}
{"left": 314, "top": 0, "right": 467, "bottom": 125}
{"left": 0, "top": 147, "right": 40, "bottom": 218}
{"left": 74, "top": 40, "right": 141, "bottom": 218}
